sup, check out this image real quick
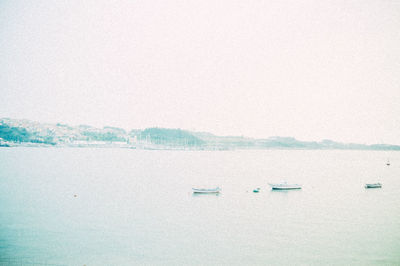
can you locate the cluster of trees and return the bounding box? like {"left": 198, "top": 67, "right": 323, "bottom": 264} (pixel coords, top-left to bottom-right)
{"left": 81, "top": 131, "right": 126, "bottom": 142}
{"left": 140, "top": 128, "right": 204, "bottom": 146}
{"left": 0, "top": 124, "right": 55, "bottom": 144}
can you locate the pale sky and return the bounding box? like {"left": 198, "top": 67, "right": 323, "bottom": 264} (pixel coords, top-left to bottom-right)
{"left": 0, "top": 0, "right": 399, "bottom": 144}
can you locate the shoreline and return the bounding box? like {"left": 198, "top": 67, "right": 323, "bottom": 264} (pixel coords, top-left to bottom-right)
{"left": 1, "top": 143, "right": 400, "bottom": 151}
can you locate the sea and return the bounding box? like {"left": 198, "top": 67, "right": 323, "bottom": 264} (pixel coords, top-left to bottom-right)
{"left": 0, "top": 148, "right": 399, "bottom": 265}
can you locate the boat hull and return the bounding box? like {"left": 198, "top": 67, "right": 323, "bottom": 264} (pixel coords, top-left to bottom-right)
{"left": 271, "top": 187, "right": 302, "bottom": 190}
{"left": 269, "top": 183, "right": 302, "bottom": 190}
{"left": 365, "top": 183, "right": 382, "bottom": 189}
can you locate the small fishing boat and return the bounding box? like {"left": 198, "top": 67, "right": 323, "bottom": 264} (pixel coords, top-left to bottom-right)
{"left": 192, "top": 187, "right": 221, "bottom": 194}
{"left": 365, "top": 183, "right": 382, "bottom": 189}
{"left": 253, "top": 188, "right": 260, "bottom": 193}
{"left": 386, "top": 160, "right": 390, "bottom": 166}
{"left": 269, "top": 181, "right": 302, "bottom": 190}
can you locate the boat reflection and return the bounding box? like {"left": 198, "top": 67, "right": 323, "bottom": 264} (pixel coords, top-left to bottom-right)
{"left": 192, "top": 192, "right": 221, "bottom": 197}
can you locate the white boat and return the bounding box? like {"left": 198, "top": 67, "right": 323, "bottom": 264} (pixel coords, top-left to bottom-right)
{"left": 269, "top": 182, "right": 302, "bottom": 190}
{"left": 365, "top": 183, "right": 382, "bottom": 189}
{"left": 192, "top": 187, "right": 221, "bottom": 193}
{"left": 386, "top": 160, "right": 390, "bottom": 166}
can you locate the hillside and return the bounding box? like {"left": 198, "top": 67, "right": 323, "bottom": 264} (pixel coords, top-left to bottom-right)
{"left": 1, "top": 118, "right": 399, "bottom": 150}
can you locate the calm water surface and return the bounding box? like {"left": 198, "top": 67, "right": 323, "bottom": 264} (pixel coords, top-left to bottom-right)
{"left": 0, "top": 148, "right": 399, "bottom": 265}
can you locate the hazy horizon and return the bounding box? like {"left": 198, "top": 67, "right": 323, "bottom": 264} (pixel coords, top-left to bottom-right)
{"left": 3, "top": 116, "right": 400, "bottom": 147}
{"left": 1, "top": 0, "right": 399, "bottom": 144}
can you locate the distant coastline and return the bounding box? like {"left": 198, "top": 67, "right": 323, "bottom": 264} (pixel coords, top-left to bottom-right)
{"left": 1, "top": 118, "right": 399, "bottom": 151}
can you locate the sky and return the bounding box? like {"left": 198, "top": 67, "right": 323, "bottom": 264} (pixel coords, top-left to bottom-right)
{"left": 0, "top": 0, "right": 399, "bottom": 144}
